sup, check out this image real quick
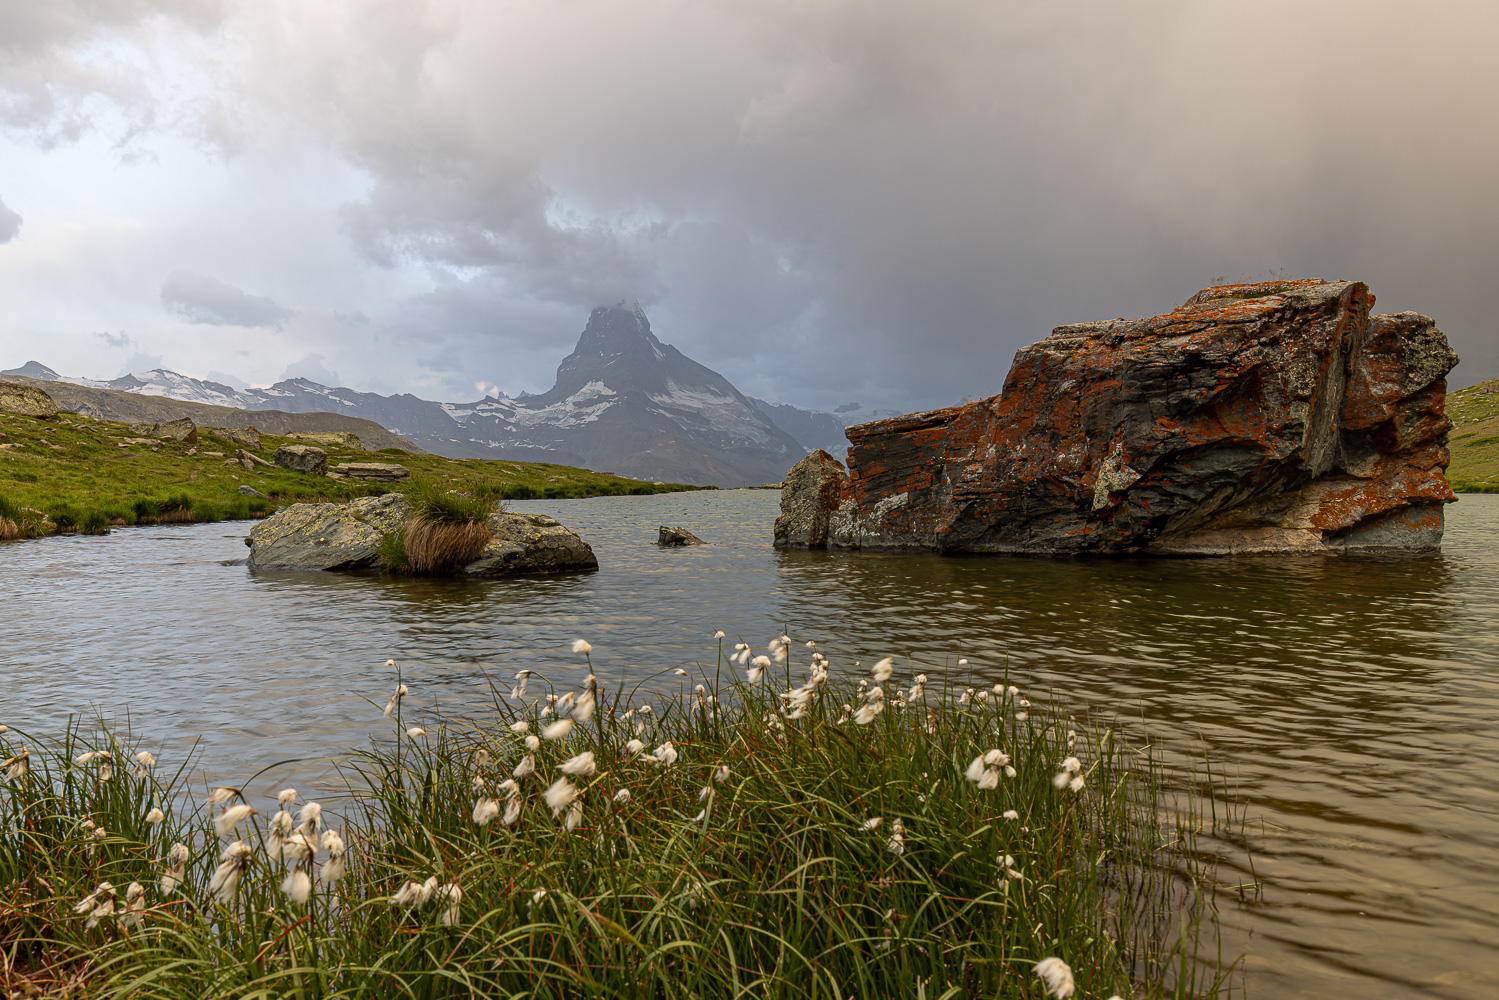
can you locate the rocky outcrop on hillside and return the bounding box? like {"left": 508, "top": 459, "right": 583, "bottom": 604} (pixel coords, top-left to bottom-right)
{"left": 0, "top": 382, "right": 58, "bottom": 418}
{"left": 246, "top": 494, "right": 597, "bottom": 574}
{"left": 787, "top": 279, "right": 1458, "bottom": 556}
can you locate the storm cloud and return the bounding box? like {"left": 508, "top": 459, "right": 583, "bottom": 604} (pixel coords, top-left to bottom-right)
{"left": 160, "top": 271, "right": 294, "bottom": 330}
{"left": 2, "top": 1, "right": 1498, "bottom": 407}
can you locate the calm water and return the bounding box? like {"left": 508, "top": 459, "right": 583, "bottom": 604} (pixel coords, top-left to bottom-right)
{"left": 4, "top": 490, "right": 1499, "bottom": 999}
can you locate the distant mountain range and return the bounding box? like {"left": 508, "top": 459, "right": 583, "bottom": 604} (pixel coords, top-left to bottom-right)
{"left": 4, "top": 304, "right": 903, "bottom": 486}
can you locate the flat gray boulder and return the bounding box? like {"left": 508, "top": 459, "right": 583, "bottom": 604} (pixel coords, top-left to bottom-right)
{"left": 246, "top": 495, "right": 598, "bottom": 575}
{"left": 126, "top": 417, "right": 198, "bottom": 444}
{"left": 246, "top": 492, "right": 409, "bottom": 569}
{"left": 328, "top": 462, "right": 410, "bottom": 482}
{"left": 462, "top": 512, "right": 599, "bottom": 575}
{"left": 273, "top": 444, "right": 328, "bottom": 475}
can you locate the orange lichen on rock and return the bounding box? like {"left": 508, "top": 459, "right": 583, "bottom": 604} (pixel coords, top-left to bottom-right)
{"left": 795, "top": 279, "right": 1458, "bottom": 555}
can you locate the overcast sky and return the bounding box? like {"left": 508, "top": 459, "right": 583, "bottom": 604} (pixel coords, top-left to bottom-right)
{"left": 0, "top": 1, "right": 1494, "bottom": 412}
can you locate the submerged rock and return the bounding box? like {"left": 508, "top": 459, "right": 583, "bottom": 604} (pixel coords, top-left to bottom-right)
{"left": 0, "top": 382, "right": 59, "bottom": 418}
{"left": 789, "top": 279, "right": 1458, "bottom": 556}
{"left": 774, "top": 450, "right": 849, "bottom": 549}
{"left": 657, "top": 525, "right": 705, "bottom": 546}
{"left": 246, "top": 494, "right": 597, "bottom": 575}
{"left": 273, "top": 444, "right": 328, "bottom": 475}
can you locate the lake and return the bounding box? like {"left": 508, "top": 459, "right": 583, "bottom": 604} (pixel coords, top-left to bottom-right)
{"left": 3, "top": 489, "right": 1498, "bottom": 999}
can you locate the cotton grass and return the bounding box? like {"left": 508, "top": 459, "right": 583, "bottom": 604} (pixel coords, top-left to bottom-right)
{"left": 0, "top": 638, "right": 1241, "bottom": 999}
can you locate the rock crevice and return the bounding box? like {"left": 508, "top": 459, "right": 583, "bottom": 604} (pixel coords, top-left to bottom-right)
{"left": 789, "top": 280, "right": 1458, "bottom": 556}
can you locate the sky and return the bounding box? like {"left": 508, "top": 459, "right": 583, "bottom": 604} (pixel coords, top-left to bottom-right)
{"left": 0, "top": 0, "right": 1495, "bottom": 413}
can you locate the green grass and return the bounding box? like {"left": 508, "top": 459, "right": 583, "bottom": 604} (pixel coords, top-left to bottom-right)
{"left": 0, "top": 408, "right": 704, "bottom": 538}
{"left": 0, "top": 640, "right": 1242, "bottom": 998}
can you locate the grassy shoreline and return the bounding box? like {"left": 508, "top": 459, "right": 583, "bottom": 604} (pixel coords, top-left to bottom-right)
{"left": 0, "top": 407, "right": 703, "bottom": 539}
{"left": 0, "top": 639, "right": 1241, "bottom": 998}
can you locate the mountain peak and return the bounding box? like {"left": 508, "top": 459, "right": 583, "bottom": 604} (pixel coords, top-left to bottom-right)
{"left": 1, "top": 361, "right": 63, "bottom": 380}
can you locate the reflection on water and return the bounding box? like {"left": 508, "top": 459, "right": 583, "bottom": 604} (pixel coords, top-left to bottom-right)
{"left": 3, "top": 490, "right": 1499, "bottom": 999}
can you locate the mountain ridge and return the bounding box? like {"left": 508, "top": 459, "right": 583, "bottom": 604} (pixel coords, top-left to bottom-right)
{"left": 5, "top": 306, "right": 902, "bottom": 485}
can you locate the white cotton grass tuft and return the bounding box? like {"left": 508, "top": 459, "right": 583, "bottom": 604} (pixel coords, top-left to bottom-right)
{"left": 209, "top": 841, "right": 252, "bottom": 902}
{"left": 513, "top": 755, "right": 535, "bottom": 779}
{"left": 297, "top": 802, "right": 323, "bottom": 837}
{"left": 321, "top": 830, "right": 348, "bottom": 883}
{"left": 558, "top": 751, "right": 597, "bottom": 777}
{"left": 406, "top": 727, "right": 426, "bottom": 738}
{"left": 159, "top": 843, "right": 189, "bottom": 895}
{"left": 572, "top": 639, "right": 592, "bottom": 654}
{"left": 674, "top": 668, "right": 689, "bottom": 676}
{"left": 525, "top": 734, "right": 541, "bottom": 751}
{"left": 281, "top": 868, "right": 313, "bottom": 905}
{"left": 564, "top": 798, "right": 585, "bottom": 831}
{"left": 213, "top": 803, "right": 256, "bottom": 839}
{"left": 508, "top": 720, "right": 529, "bottom": 734}
{"left": 1033, "top": 956, "right": 1076, "bottom": 998}
{"left": 205, "top": 786, "right": 238, "bottom": 807}
{"left": 624, "top": 738, "right": 646, "bottom": 755}
{"left": 382, "top": 682, "right": 409, "bottom": 718}
{"left": 541, "top": 719, "right": 574, "bottom": 741}
{"left": 145, "top": 807, "right": 165, "bottom": 824}
{"left": 544, "top": 777, "right": 579, "bottom": 816}
{"left": 436, "top": 882, "right": 461, "bottom": 926}
{"left": 613, "top": 788, "right": 631, "bottom": 805}
{"left": 649, "top": 741, "right": 679, "bottom": 766}
{"left": 871, "top": 657, "right": 894, "bottom": 682}
{"left": 391, "top": 876, "right": 438, "bottom": 908}
{"left": 861, "top": 817, "right": 883, "bottom": 831}
{"left": 473, "top": 798, "right": 501, "bottom": 826}
{"left": 1003, "top": 809, "right": 1020, "bottom": 821}
{"left": 885, "top": 818, "right": 905, "bottom": 856}
{"left": 714, "top": 764, "right": 731, "bottom": 784}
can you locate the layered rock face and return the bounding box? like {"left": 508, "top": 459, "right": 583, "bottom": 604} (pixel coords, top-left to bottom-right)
{"left": 809, "top": 279, "right": 1458, "bottom": 555}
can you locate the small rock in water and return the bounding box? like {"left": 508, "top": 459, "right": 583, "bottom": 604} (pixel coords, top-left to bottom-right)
{"left": 658, "top": 525, "right": 705, "bottom": 547}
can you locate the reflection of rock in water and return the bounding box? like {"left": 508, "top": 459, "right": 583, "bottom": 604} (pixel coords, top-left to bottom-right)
{"left": 787, "top": 279, "right": 1459, "bottom": 556}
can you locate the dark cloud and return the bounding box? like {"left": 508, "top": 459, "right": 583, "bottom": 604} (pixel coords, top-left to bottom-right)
{"left": 6, "top": 1, "right": 1499, "bottom": 409}
{"left": 161, "top": 270, "right": 293, "bottom": 330}
{"left": 0, "top": 195, "right": 19, "bottom": 243}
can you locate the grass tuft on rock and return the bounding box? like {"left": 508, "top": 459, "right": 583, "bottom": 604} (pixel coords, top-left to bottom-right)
{"left": 0, "top": 637, "right": 1243, "bottom": 998}
{"left": 403, "top": 518, "right": 492, "bottom": 573}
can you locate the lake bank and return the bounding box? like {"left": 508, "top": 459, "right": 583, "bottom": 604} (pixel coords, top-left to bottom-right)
{"left": 2, "top": 491, "right": 1498, "bottom": 997}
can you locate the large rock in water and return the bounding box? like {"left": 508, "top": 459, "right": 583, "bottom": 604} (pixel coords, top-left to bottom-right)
{"left": 796, "top": 279, "right": 1458, "bottom": 555}
{"left": 246, "top": 494, "right": 598, "bottom": 574}
{"left": 774, "top": 450, "right": 849, "bottom": 548}
{"left": 246, "top": 493, "right": 409, "bottom": 569}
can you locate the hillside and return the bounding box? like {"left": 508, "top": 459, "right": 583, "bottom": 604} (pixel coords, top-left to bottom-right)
{"left": 0, "top": 374, "right": 423, "bottom": 452}
{"left": 0, "top": 401, "right": 701, "bottom": 537}
{"left": 1445, "top": 378, "right": 1499, "bottom": 491}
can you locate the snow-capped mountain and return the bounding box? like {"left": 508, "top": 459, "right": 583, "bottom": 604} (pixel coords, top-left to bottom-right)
{"left": 5, "top": 304, "right": 863, "bottom": 486}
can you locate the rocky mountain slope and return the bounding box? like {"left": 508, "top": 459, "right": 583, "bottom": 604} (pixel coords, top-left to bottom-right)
{"left": 1446, "top": 377, "right": 1499, "bottom": 490}
{"left": 0, "top": 373, "right": 421, "bottom": 451}
{"left": 8, "top": 305, "right": 881, "bottom": 486}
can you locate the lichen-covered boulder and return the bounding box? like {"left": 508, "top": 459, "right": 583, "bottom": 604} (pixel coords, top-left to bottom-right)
{"left": 774, "top": 450, "right": 849, "bottom": 549}
{"left": 461, "top": 512, "right": 599, "bottom": 575}
{"left": 289, "top": 431, "right": 365, "bottom": 451}
{"left": 127, "top": 417, "right": 198, "bottom": 443}
{"left": 246, "top": 492, "right": 410, "bottom": 569}
{"left": 218, "top": 426, "right": 262, "bottom": 449}
{"left": 273, "top": 444, "right": 328, "bottom": 475}
{"left": 821, "top": 279, "right": 1459, "bottom": 556}
{"left": 0, "top": 382, "right": 59, "bottom": 418}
